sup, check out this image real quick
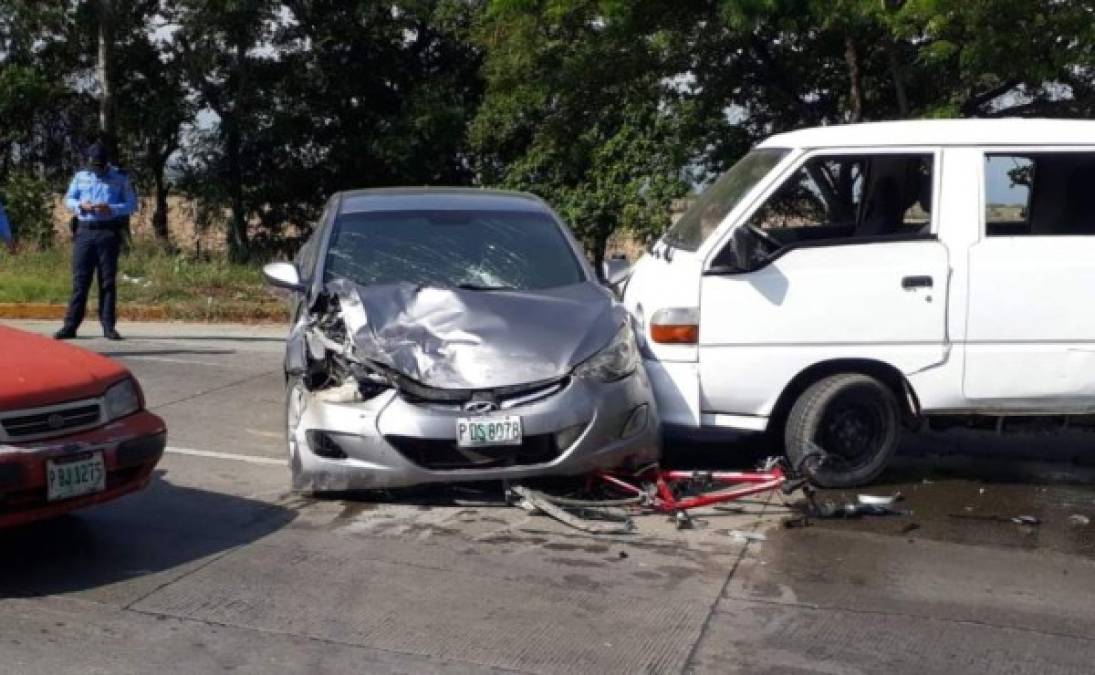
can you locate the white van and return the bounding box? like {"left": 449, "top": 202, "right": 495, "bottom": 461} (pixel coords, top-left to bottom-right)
{"left": 623, "top": 119, "right": 1095, "bottom": 486}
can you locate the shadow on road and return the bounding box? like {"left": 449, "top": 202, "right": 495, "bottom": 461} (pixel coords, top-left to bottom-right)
{"left": 101, "top": 348, "right": 237, "bottom": 358}
{"left": 129, "top": 335, "right": 285, "bottom": 343}
{"left": 0, "top": 471, "right": 295, "bottom": 599}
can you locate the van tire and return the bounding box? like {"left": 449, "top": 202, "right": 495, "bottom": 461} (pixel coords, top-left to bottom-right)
{"left": 785, "top": 373, "right": 900, "bottom": 488}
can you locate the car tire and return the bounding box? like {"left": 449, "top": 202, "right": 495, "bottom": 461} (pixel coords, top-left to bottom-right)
{"left": 784, "top": 373, "right": 900, "bottom": 488}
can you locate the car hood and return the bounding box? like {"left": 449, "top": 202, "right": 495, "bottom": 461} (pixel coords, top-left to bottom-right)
{"left": 0, "top": 325, "right": 128, "bottom": 411}
{"left": 327, "top": 279, "right": 623, "bottom": 390}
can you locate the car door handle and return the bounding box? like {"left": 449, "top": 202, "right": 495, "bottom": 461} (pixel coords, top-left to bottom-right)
{"left": 902, "top": 275, "right": 933, "bottom": 289}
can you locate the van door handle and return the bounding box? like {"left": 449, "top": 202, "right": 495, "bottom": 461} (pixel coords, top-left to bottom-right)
{"left": 902, "top": 275, "right": 933, "bottom": 289}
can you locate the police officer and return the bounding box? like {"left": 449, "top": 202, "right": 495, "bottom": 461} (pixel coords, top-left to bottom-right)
{"left": 0, "top": 198, "right": 13, "bottom": 252}
{"left": 55, "top": 143, "right": 137, "bottom": 340}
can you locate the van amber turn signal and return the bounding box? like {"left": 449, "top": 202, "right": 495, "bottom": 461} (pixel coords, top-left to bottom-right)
{"left": 650, "top": 308, "right": 699, "bottom": 344}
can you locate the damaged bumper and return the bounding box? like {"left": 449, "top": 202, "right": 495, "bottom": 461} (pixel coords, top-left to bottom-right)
{"left": 290, "top": 369, "right": 659, "bottom": 492}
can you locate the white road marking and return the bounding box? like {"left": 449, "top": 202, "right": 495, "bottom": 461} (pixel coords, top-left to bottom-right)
{"left": 166, "top": 446, "right": 287, "bottom": 466}
{"left": 121, "top": 355, "right": 226, "bottom": 367}
{"left": 245, "top": 428, "right": 284, "bottom": 439}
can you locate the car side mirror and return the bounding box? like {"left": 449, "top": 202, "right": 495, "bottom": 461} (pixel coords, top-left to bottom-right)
{"left": 263, "top": 261, "right": 306, "bottom": 293}
{"left": 602, "top": 256, "right": 631, "bottom": 287}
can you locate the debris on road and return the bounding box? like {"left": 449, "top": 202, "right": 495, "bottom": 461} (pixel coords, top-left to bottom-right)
{"left": 728, "top": 530, "right": 768, "bottom": 543}
{"left": 1069, "top": 514, "right": 1091, "bottom": 526}
{"left": 510, "top": 485, "right": 634, "bottom": 534}
{"left": 948, "top": 513, "right": 1041, "bottom": 526}
{"left": 812, "top": 499, "right": 907, "bottom": 518}
{"left": 856, "top": 493, "right": 902, "bottom": 506}
{"left": 782, "top": 515, "right": 811, "bottom": 529}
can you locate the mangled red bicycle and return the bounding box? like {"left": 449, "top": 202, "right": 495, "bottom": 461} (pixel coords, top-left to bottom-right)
{"left": 512, "top": 449, "right": 825, "bottom": 532}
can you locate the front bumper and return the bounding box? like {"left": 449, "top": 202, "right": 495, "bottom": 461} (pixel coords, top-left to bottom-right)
{"left": 291, "top": 369, "right": 661, "bottom": 492}
{"left": 0, "top": 410, "right": 166, "bottom": 529}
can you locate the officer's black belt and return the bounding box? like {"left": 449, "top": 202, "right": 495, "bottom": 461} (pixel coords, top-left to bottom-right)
{"left": 77, "top": 219, "right": 124, "bottom": 231}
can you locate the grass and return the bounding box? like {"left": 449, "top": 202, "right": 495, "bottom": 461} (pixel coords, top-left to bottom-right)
{"left": 0, "top": 238, "right": 289, "bottom": 322}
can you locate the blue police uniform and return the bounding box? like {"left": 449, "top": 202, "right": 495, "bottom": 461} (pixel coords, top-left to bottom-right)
{"left": 60, "top": 165, "right": 137, "bottom": 335}
{"left": 0, "top": 201, "right": 10, "bottom": 243}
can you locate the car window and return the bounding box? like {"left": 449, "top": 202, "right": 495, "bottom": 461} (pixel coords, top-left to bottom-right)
{"left": 296, "top": 201, "right": 332, "bottom": 280}
{"left": 324, "top": 209, "right": 586, "bottom": 290}
{"left": 665, "top": 148, "right": 788, "bottom": 252}
{"left": 747, "top": 153, "right": 934, "bottom": 242}
{"left": 985, "top": 153, "right": 1095, "bottom": 236}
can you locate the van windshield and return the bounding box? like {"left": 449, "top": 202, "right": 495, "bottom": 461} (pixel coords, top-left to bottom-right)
{"left": 664, "top": 148, "right": 788, "bottom": 252}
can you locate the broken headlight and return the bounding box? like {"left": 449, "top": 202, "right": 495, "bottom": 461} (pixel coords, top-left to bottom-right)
{"left": 574, "top": 325, "right": 639, "bottom": 383}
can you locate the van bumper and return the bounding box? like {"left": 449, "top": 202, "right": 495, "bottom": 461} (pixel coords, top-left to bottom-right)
{"left": 645, "top": 358, "right": 771, "bottom": 442}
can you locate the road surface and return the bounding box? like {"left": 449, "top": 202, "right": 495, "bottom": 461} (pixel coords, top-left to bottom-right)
{"left": 3, "top": 320, "right": 1095, "bottom": 674}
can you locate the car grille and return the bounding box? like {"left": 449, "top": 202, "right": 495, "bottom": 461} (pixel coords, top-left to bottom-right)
{"left": 1, "top": 403, "right": 102, "bottom": 440}
{"left": 394, "top": 376, "right": 569, "bottom": 411}
{"left": 386, "top": 434, "right": 563, "bottom": 470}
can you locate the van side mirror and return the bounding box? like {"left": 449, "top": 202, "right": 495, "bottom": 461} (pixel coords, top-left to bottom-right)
{"left": 602, "top": 256, "right": 631, "bottom": 287}
{"left": 263, "top": 261, "right": 306, "bottom": 293}
{"left": 706, "top": 229, "right": 752, "bottom": 275}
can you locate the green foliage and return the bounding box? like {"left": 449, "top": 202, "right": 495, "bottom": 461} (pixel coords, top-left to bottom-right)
{"left": 0, "top": 237, "right": 284, "bottom": 321}
{"left": 2, "top": 172, "right": 54, "bottom": 249}
{"left": 1, "top": 0, "right": 1095, "bottom": 269}
{"left": 471, "top": 0, "right": 690, "bottom": 265}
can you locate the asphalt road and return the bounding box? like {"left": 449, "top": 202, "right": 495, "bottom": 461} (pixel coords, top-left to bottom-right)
{"left": 3, "top": 319, "right": 1095, "bottom": 674}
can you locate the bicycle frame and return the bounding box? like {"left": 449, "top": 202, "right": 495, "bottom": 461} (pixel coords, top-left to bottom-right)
{"left": 594, "top": 464, "right": 788, "bottom": 514}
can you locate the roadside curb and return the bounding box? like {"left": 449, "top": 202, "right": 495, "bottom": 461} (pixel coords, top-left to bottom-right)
{"left": 0, "top": 302, "right": 287, "bottom": 324}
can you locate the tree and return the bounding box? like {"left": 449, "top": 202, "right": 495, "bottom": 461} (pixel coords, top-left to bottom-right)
{"left": 891, "top": 0, "right": 1095, "bottom": 118}
{"left": 113, "top": 0, "right": 191, "bottom": 245}
{"left": 175, "top": 0, "right": 278, "bottom": 262}
{"left": 471, "top": 0, "right": 690, "bottom": 268}
{"left": 257, "top": 1, "right": 485, "bottom": 238}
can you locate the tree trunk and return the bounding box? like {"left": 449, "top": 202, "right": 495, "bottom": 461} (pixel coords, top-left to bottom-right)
{"left": 844, "top": 35, "right": 864, "bottom": 123}
{"left": 886, "top": 39, "right": 910, "bottom": 118}
{"left": 152, "top": 159, "right": 170, "bottom": 244}
{"left": 224, "top": 115, "right": 249, "bottom": 262}
{"left": 97, "top": 0, "right": 115, "bottom": 143}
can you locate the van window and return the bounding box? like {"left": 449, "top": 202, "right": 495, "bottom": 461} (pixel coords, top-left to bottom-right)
{"left": 985, "top": 153, "right": 1095, "bottom": 236}
{"left": 747, "top": 153, "right": 933, "bottom": 244}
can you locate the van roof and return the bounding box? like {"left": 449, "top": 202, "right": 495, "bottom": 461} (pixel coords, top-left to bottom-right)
{"left": 758, "top": 118, "right": 1095, "bottom": 150}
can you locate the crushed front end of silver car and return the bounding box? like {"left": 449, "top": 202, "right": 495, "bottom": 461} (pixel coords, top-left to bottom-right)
{"left": 285, "top": 279, "right": 660, "bottom": 493}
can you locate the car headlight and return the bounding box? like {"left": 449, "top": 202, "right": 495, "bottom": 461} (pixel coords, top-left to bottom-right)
{"left": 104, "top": 378, "right": 141, "bottom": 420}
{"left": 574, "top": 325, "right": 639, "bottom": 382}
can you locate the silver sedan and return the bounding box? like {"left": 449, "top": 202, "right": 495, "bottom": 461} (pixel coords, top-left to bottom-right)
{"left": 264, "top": 188, "right": 659, "bottom": 492}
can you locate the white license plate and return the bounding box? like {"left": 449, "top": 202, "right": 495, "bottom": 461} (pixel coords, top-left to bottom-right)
{"left": 456, "top": 416, "right": 523, "bottom": 447}
{"left": 47, "top": 452, "right": 106, "bottom": 502}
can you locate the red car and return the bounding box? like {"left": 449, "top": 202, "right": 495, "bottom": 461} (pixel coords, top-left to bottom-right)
{"left": 0, "top": 325, "right": 165, "bottom": 528}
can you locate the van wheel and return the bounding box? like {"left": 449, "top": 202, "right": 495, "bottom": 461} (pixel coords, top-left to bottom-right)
{"left": 785, "top": 373, "right": 900, "bottom": 488}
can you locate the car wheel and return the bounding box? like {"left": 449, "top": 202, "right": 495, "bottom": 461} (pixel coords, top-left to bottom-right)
{"left": 285, "top": 375, "right": 309, "bottom": 492}
{"left": 785, "top": 373, "right": 900, "bottom": 488}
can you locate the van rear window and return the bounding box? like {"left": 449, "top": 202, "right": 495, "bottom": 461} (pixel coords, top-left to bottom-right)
{"left": 985, "top": 153, "right": 1095, "bottom": 236}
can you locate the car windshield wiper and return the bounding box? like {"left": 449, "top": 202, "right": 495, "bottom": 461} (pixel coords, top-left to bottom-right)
{"left": 455, "top": 283, "right": 517, "bottom": 292}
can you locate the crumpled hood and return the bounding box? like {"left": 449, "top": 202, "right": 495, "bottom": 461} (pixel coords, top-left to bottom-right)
{"left": 327, "top": 279, "right": 623, "bottom": 389}
{"left": 0, "top": 325, "right": 128, "bottom": 411}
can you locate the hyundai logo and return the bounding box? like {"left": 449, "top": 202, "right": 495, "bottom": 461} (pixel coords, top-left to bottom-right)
{"left": 46, "top": 413, "right": 65, "bottom": 430}
{"left": 462, "top": 400, "right": 498, "bottom": 414}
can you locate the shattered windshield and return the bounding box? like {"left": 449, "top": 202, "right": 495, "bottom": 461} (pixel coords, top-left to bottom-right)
{"left": 664, "top": 148, "right": 789, "bottom": 252}
{"left": 324, "top": 209, "right": 586, "bottom": 291}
